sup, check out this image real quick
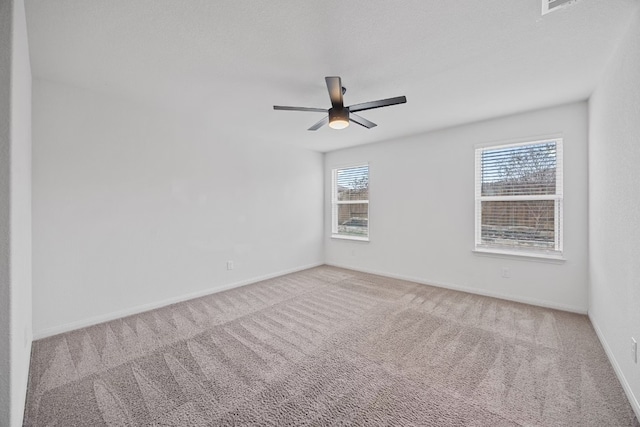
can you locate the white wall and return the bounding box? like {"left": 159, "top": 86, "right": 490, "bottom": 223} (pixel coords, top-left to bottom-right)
{"left": 325, "top": 102, "right": 588, "bottom": 312}
{"left": 0, "top": 0, "right": 12, "bottom": 422}
{"left": 588, "top": 6, "right": 640, "bottom": 418}
{"left": 0, "top": 0, "right": 32, "bottom": 426}
{"left": 32, "top": 79, "right": 324, "bottom": 337}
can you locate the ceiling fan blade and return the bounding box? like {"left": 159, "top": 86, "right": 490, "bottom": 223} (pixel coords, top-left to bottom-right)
{"left": 325, "top": 76, "right": 344, "bottom": 109}
{"left": 349, "top": 113, "right": 377, "bottom": 129}
{"left": 348, "top": 96, "right": 407, "bottom": 113}
{"left": 273, "top": 106, "right": 327, "bottom": 113}
{"left": 308, "top": 116, "right": 329, "bottom": 131}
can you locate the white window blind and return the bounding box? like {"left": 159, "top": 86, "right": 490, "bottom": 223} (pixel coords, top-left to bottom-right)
{"left": 475, "top": 139, "right": 563, "bottom": 256}
{"left": 332, "top": 164, "right": 369, "bottom": 240}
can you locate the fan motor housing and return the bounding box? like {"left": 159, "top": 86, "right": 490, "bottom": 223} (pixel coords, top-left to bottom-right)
{"left": 328, "top": 107, "right": 349, "bottom": 129}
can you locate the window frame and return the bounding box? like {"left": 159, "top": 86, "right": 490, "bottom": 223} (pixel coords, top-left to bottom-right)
{"left": 331, "top": 163, "right": 370, "bottom": 242}
{"left": 474, "top": 138, "right": 564, "bottom": 260}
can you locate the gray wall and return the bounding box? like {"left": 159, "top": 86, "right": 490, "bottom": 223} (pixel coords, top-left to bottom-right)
{"left": 325, "top": 102, "right": 589, "bottom": 313}
{"left": 0, "top": 0, "right": 33, "bottom": 425}
{"left": 588, "top": 6, "right": 640, "bottom": 418}
{"left": 0, "top": 0, "right": 12, "bottom": 422}
{"left": 32, "top": 79, "right": 324, "bottom": 337}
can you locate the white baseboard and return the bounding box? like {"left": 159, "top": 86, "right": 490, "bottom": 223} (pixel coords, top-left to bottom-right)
{"left": 589, "top": 315, "right": 640, "bottom": 422}
{"left": 326, "top": 262, "right": 587, "bottom": 314}
{"left": 33, "top": 263, "right": 323, "bottom": 340}
{"left": 15, "top": 338, "right": 32, "bottom": 427}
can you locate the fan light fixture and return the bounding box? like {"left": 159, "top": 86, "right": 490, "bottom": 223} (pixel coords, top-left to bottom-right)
{"left": 329, "top": 108, "right": 350, "bottom": 130}
{"left": 273, "top": 76, "right": 407, "bottom": 131}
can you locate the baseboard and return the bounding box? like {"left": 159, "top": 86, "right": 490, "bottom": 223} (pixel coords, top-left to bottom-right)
{"left": 33, "top": 262, "right": 323, "bottom": 340}
{"left": 326, "top": 262, "right": 587, "bottom": 314}
{"left": 15, "top": 338, "right": 32, "bottom": 427}
{"left": 589, "top": 315, "right": 640, "bottom": 422}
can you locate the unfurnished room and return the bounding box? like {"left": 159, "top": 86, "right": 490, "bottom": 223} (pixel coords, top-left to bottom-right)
{"left": 1, "top": 0, "right": 640, "bottom": 425}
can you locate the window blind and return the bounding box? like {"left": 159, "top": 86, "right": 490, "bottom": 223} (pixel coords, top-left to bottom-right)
{"left": 332, "top": 165, "right": 369, "bottom": 240}
{"left": 475, "top": 140, "right": 563, "bottom": 254}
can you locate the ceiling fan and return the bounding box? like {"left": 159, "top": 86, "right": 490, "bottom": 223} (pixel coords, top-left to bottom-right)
{"left": 273, "top": 76, "right": 407, "bottom": 131}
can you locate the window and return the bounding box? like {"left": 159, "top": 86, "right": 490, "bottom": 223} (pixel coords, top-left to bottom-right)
{"left": 475, "top": 139, "right": 563, "bottom": 258}
{"left": 332, "top": 164, "right": 369, "bottom": 240}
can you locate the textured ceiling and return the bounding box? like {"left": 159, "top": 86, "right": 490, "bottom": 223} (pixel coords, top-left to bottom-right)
{"left": 25, "top": 0, "right": 639, "bottom": 152}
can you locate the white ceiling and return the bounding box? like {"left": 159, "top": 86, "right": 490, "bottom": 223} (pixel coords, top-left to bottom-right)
{"left": 25, "top": 0, "right": 639, "bottom": 152}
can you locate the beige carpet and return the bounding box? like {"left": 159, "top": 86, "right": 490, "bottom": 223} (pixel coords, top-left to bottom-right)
{"left": 23, "top": 266, "right": 637, "bottom": 426}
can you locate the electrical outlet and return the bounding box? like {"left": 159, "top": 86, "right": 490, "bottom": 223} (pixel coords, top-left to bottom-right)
{"left": 501, "top": 267, "right": 510, "bottom": 278}
{"left": 632, "top": 337, "right": 637, "bottom": 364}
{"left": 227, "top": 261, "right": 234, "bottom": 270}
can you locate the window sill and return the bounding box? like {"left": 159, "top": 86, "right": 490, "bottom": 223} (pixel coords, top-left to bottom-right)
{"left": 331, "top": 234, "right": 370, "bottom": 242}
{"left": 472, "top": 247, "right": 565, "bottom": 263}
